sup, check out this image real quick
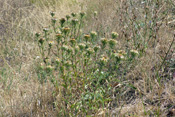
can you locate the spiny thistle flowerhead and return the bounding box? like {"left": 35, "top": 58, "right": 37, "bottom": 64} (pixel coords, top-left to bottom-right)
{"left": 80, "top": 12, "right": 86, "bottom": 18}
{"left": 43, "top": 28, "right": 49, "bottom": 33}
{"left": 111, "top": 32, "right": 119, "bottom": 39}
{"left": 39, "top": 38, "right": 45, "bottom": 45}
{"left": 90, "top": 31, "right": 97, "bottom": 39}
{"left": 50, "top": 11, "right": 55, "bottom": 17}
{"left": 35, "top": 32, "right": 40, "bottom": 38}
{"left": 100, "top": 55, "right": 108, "bottom": 65}
{"left": 56, "top": 33, "right": 62, "bottom": 40}
{"left": 60, "top": 18, "right": 66, "bottom": 26}
{"left": 94, "top": 11, "right": 98, "bottom": 16}
{"left": 69, "top": 38, "right": 76, "bottom": 45}
{"left": 94, "top": 45, "right": 101, "bottom": 53}
{"left": 51, "top": 18, "right": 57, "bottom": 24}
{"left": 84, "top": 34, "right": 91, "bottom": 42}
{"left": 114, "top": 53, "right": 124, "bottom": 60}
{"left": 101, "top": 38, "right": 108, "bottom": 48}
{"left": 87, "top": 48, "right": 94, "bottom": 55}
{"left": 78, "top": 43, "right": 86, "bottom": 51}
{"left": 48, "top": 41, "right": 54, "bottom": 47}
{"left": 72, "top": 19, "right": 79, "bottom": 25}
{"left": 130, "top": 49, "right": 139, "bottom": 57}
{"left": 46, "top": 65, "right": 54, "bottom": 72}
{"left": 66, "top": 15, "right": 71, "bottom": 20}
{"left": 118, "top": 50, "right": 126, "bottom": 55}
{"left": 71, "top": 12, "right": 77, "bottom": 17}
{"left": 63, "top": 27, "right": 70, "bottom": 34}
{"left": 108, "top": 39, "right": 118, "bottom": 49}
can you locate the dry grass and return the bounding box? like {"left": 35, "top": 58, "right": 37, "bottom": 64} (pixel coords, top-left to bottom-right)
{"left": 0, "top": 0, "right": 175, "bottom": 116}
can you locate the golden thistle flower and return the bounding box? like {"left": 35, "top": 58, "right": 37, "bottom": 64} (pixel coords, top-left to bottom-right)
{"left": 111, "top": 32, "right": 119, "bottom": 39}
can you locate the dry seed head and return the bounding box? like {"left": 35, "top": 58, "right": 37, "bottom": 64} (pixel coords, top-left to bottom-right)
{"left": 100, "top": 55, "right": 109, "bottom": 63}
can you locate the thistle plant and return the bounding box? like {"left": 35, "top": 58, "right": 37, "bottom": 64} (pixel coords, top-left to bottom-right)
{"left": 35, "top": 10, "right": 140, "bottom": 116}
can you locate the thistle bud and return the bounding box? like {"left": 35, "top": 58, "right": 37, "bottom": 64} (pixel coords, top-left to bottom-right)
{"left": 46, "top": 65, "right": 54, "bottom": 73}
{"left": 35, "top": 32, "right": 40, "bottom": 38}
{"left": 43, "top": 28, "right": 49, "bottom": 33}
{"left": 87, "top": 48, "right": 94, "bottom": 56}
{"left": 56, "top": 58, "right": 60, "bottom": 64}
{"left": 51, "top": 18, "right": 57, "bottom": 24}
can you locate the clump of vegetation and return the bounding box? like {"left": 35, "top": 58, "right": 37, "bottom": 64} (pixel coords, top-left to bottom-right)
{"left": 35, "top": 11, "right": 139, "bottom": 116}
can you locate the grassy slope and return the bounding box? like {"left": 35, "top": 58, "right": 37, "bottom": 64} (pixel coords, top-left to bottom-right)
{"left": 0, "top": 0, "right": 175, "bottom": 116}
